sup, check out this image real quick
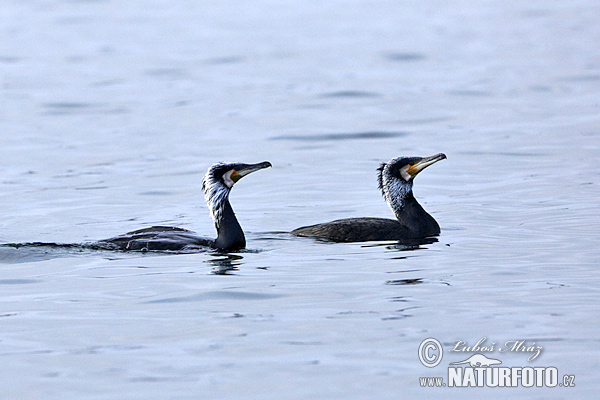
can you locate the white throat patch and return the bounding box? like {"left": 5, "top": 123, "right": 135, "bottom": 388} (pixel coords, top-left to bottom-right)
{"left": 222, "top": 169, "right": 236, "bottom": 189}
{"left": 202, "top": 167, "right": 232, "bottom": 229}
{"left": 400, "top": 165, "right": 412, "bottom": 181}
{"left": 380, "top": 164, "right": 413, "bottom": 218}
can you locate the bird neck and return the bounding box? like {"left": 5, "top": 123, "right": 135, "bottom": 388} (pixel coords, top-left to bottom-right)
{"left": 384, "top": 184, "right": 440, "bottom": 236}
{"left": 391, "top": 191, "right": 440, "bottom": 236}
{"left": 213, "top": 198, "right": 246, "bottom": 250}
{"left": 382, "top": 179, "right": 413, "bottom": 218}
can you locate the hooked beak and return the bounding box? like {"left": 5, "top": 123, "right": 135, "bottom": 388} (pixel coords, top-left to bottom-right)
{"left": 406, "top": 153, "right": 446, "bottom": 178}
{"left": 230, "top": 161, "right": 272, "bottom": 182}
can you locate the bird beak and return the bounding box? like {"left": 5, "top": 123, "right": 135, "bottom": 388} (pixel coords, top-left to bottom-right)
{"left": 406, "top": 153, "right": 446, "bottom": 177}
{"left": 230, "top": 161, "right": 272, "bottom": 182}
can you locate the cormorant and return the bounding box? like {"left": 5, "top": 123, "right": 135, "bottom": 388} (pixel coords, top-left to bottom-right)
{"left": 291, "top": 153, "right": 446, "bottom": 242}
{"left": 97, "top": 161, "right": 271, "bottom": 251}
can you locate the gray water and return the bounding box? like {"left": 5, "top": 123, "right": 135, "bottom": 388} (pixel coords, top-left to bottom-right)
{"left": 1, "top": 1, "right": 599, "bottom": 399}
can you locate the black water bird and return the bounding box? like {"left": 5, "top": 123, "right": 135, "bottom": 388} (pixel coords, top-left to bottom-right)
{"left": 97, "top": 161, "right": 271, "bottom": 251}
{"left": 291, "top": 153, "right": 446, "bottom": 242}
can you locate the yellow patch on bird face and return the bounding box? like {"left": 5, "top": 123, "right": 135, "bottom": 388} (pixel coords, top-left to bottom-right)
{"left": 405, "top": 164, "right": 419, "bottom": 177}
{"left": 230, "top": 170, "right": 242, "bottom": 182}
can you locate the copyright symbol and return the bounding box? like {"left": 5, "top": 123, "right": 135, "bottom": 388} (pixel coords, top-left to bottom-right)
{"left": 418, "top": 338, "right": 443, "bottom": 368}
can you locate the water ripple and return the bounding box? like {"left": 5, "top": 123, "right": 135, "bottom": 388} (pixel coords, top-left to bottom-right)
{"left": 269, "top": 131, "right": 406, "bottom": 141}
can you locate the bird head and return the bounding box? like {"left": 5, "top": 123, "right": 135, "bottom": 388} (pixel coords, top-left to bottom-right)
{"left": 379, "top": 153, "right": 446, "bottom": 184}
{"left": 377, "top": 153, "right": 446, "bottom": 209}
{"left": 202, "top": 161, "right": 272, "bottom": 227}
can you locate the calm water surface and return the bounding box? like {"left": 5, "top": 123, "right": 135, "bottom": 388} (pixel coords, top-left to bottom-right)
{"left": 1, "top": 1, "right": 599, "bottom": 399}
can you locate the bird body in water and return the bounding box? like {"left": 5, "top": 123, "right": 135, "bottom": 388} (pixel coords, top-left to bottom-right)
{"left": 97, "top": 161, "right": 271, "bottom": 252}
{"left": 291, "top": 153, "right": 446, "bottom": 242}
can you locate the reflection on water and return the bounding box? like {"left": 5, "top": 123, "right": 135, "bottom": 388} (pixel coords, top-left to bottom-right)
{"left": 205, "top": 253, "right": 244, "bottom": 275}
{"left": 360, "top": 237, "right": 439, "bottom": 252}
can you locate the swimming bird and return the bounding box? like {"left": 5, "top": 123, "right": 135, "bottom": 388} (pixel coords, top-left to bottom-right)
{"left": 97, "top": 161, "right": 271, "bottom": 251}
{"left": 291, "top": 153, "right": 446, "bottom": 242}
